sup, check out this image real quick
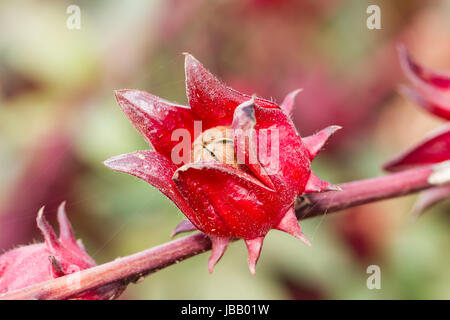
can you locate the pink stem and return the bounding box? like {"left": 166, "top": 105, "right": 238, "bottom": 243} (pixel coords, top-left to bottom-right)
{"left": 298, "top": 165, "right": 433, "bottom": 218}
{"left": 0, "top": 166, "right": 435, "bottom": 300}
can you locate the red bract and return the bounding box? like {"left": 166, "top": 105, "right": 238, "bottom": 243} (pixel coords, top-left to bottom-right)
{"left": 383, "top": 124, "right": 450, "bottom": 171}
{"left": 105, "top": 54, "right": 340, "bottom": 274}
{"left": 0, "top": 203, "right": 124, "bottom": 299}
{"left": 398, "top": 45, "right": 450, "bottom": 120}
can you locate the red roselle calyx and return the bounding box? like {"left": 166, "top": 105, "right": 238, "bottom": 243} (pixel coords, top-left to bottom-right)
{"left": 384, "top": 46, "right": 450, "bottom": 171}
{"left": 0, "top": 203, "right": 125, "bottom": 299}
{"left": 104, "top": 54, "right": 341, "bottom": 274}
{"left": 383, "top": 46, "right": 450, "bottom": 216}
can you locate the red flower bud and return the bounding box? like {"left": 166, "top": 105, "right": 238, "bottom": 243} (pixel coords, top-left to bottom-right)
{"left": 105, "top": 54, "right": 340, "bottom": 274}
{"left": 0, "top": 203, "right": 125, "bottom": 299}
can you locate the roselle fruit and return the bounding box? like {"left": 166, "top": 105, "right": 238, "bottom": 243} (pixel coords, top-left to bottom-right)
{"left": 105, "top": 54, "right": 340, "bottom": 274}
{"left": 0, "top": 203, "right": 124, "bottom": 299}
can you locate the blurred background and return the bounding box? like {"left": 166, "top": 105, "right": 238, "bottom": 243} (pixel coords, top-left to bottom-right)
{"left": 0, "top": 0, "right": 449, "bottom": 299}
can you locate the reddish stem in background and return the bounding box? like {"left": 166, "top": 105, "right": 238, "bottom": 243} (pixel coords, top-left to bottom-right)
{"left": 0, "top": 166, "right": 436, "bottom": 300}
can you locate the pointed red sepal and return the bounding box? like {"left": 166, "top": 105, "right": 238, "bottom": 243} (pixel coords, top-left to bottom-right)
{"left": 302, "top": 125, "right": 341, "bottom": 160}
{"left": 276, "top": 207, "right": 311, "bottom": 246}
{"left": 170, "top": 219, "right": 197, "bottom": 238}
{"left": 281, "top": 89, "right": 302, "bottom": 116}
{"left": 36, "top": 206, "right": 60, "bottom": 252}
{"left": 114, "top": 89, "right": 195, "bottom": 159}
{"left": 208, "top": 237, "right": 231, "bottom": 274}
{"left": 57, "top": 202, "right": 77, "bottom": 246}
{"left": 184, "top": 53, "right": 278, "bottom": 127}
{"left": 104, "top": 151, "right": 195, "bottom": 218}
{"left": 305, "top": 172, "right": 341, "bottom": 193}
{"left": 56, "top": 202, "right": 97, "bottom": 266}
{"left": 383, "top": 124, "right": 450, "bottom": 171}
{"left": 245, "top": 237, "right": 264, "bottom": 275}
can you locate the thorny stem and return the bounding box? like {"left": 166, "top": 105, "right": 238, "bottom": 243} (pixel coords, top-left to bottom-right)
{"left": 0, "top": 165, "right": 439, "bottom": 300}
